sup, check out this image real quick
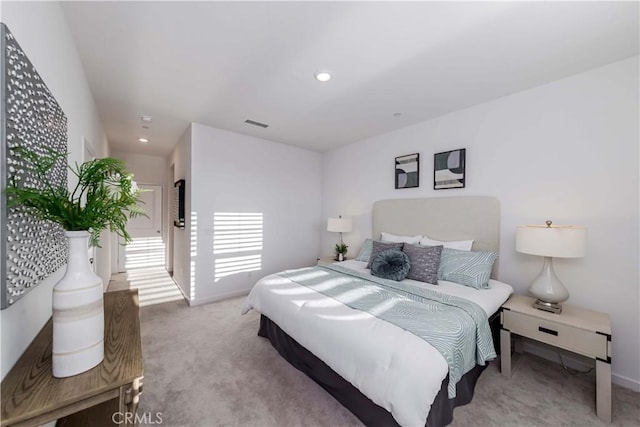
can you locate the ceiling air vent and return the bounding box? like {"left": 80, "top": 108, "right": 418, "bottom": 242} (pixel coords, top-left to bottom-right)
{"left": 244, "top": 119, "right": 269, "bottom": 129}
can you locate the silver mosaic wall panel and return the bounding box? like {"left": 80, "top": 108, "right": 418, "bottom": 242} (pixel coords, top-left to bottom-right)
{"left": 1, "top": 23, "right": 68, "bottom": 309}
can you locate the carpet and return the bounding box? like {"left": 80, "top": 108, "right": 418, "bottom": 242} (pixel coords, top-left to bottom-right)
{"left": 137, "top": 296, "right": 639, "bottom": 427}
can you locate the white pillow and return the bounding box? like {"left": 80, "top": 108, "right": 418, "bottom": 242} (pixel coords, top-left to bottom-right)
{"left": 420, "top": 236, "right": 474, "bottom": 251}
{"left": 381, "top": 232, "right": 422, "bottom": 244}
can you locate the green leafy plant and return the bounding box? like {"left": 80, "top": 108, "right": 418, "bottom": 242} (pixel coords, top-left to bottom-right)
{"left": 5, "top": 146, "right": 145, "bottom": 247}
{"left": 335, "top": 243, "right": 348, "bottom": 255}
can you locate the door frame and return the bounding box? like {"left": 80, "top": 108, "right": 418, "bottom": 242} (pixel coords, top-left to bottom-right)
{"left": 166, "top": 164, "right": 175, "bottom": 274}
{"left": 82, "top": 137, "right": 97, "bottom": 273}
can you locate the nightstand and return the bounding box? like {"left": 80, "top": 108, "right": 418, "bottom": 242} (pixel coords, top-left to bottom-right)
{"left": 500, "top": 294, "right": 612, "bottom": 422}
{"left": 317, "top": 256, "right": 337, "bottom": 266}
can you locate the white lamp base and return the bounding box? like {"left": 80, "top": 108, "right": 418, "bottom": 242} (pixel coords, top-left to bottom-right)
{"left": 528, "top": 256, "right": 569, "bottom": 314}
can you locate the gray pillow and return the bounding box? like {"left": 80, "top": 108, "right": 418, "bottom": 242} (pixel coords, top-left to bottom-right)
{"left": 438, "top": 247, "right": 498, "bottom": 289}
{"left": 403, "top": 243, "right": 443, "bottom": 284}
{"left": 366, "top": 241, "right": 404, "bottom": 268}
{"left": 355, "top": 239, "right": 373, "bottom": 262}
{"left": 371, "top": 249, "right": 411, "bottom": 281}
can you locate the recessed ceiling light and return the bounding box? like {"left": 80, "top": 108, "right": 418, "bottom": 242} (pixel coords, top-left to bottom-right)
{"left": 140, "top": 115, "right": 152, "bottom": 123}
{"left": 138, "top": 138, "right": 149, "bottom": 144}
{"left": 314, "top": 72, "right": 332, "bottom": 82}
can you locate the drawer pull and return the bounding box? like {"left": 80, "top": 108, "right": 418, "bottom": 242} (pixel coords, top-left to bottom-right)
{"left": 538, "top": 326, "right": 558, "bottom": 336}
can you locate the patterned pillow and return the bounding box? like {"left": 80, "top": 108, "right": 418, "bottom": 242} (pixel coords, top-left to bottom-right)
{"left": 366, "top": 241, "right": 404, "bottom": 268}
{"left": 371, "top": 249, "right": 411, "bottom": 281}
{"left": 355, "top": 239, "right": 373, "bottom": 262}
{"left": 438, "top": 248, "right": 498, "bottom": 289}
{"left": 402, "top": 243, "right": 443, "bottom": 284}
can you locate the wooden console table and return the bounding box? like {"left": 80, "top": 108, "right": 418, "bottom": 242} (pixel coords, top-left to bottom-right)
{"left": 1, "top": 289, "right": 143, "bottom": 427}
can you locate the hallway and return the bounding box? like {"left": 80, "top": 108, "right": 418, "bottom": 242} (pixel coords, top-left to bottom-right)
{"left": 107, "top": 266, "right": 184, "bottom": 307}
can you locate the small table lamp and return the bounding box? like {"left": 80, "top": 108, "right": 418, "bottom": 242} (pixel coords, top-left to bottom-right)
{"left": 327, "top": 215, "right": 352, "bottom": 259}
{"left": 516, "top": 220, "right": 587, "bottom": 314}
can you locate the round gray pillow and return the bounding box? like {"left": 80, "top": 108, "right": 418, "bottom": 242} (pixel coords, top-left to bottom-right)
{"left": 371, "top": 249, "right": 411, "bottom": 281}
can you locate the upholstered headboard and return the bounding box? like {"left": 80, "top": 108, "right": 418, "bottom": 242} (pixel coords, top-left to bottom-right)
{"left": 372, "top": 196, "right": 500, "bottom": 277}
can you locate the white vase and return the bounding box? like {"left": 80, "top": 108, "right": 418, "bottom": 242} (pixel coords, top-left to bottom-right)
{"left": 52, "top": 230, "right": 104, "bottom": 378}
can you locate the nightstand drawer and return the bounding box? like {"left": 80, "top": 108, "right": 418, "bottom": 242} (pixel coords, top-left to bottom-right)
{"left": 503, "top": 310, "right": 608, "bottom": 360}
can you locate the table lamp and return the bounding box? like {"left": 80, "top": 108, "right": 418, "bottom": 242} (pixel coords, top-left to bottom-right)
{"left": 327, "top": 215, "right": 352, "bottom": 260}
{"left": 516, "top": 220, "right": 587, "bottom": 314}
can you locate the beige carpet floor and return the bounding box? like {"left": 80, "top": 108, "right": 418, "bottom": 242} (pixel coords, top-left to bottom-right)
{"left": 134, "top": 294, "right": 640, "bottom": 427}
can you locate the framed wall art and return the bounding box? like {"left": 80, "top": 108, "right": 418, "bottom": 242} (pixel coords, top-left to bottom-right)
{"left": 1, "top": 23, "right": 69, "bottom": 308}
{"left": 434, "top": 148, "right": 466, "bottom": 190}
{"left": 395, "top": 153, "right": 419, "bottom": 189}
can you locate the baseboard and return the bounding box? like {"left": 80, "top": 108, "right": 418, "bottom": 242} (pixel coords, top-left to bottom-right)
{"left": 189, "top": 288, "right": 251, "bottom": 306}
{"left": 178, "top": 285, "right": 192, "bottom": 306}
{"left": 521, "top": 340, "right": 640, "bottom": 392}
{"left": 167, "top": 274, "right": 191, "bottom": 306}
{"left": 611, "top": 372, "right": 640, "bottom": 392}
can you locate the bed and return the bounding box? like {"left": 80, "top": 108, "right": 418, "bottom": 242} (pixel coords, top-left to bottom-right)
{"left": 243, "top": 197, "right": 513, "bottom": 426}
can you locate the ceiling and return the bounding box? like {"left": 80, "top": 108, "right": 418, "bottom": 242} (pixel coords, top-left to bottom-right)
{"left": 61, "top": 1, "right": 639, "bottom": 156}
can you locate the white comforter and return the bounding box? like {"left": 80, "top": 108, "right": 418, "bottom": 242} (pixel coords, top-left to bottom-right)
{"left": 243, "top": 260, "right": 513, "bottom": 426}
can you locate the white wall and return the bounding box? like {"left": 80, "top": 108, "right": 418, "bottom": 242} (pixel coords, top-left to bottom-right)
{"left": 1, "top": 2, "right": 110, "bottom": 378}
{"left": 188, "top": 123, "right": 323, "bottom": 305}
{"left": 166, "top": 126, "right": 192, "bottom": 299}
{"left": 111, "top": 151, "right": 167, "bottom": 185}
{"left": 321, "top": 56, "right": 639, "bottom": 389}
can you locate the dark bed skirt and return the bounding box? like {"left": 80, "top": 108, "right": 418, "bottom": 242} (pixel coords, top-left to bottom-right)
{"left": 258, "top": 315, "right": 493, "bottom": 427}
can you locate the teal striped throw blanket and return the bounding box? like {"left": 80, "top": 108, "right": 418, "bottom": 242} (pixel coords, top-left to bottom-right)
{"left": 277, "top": 264, "right": 496, "bottom": 398}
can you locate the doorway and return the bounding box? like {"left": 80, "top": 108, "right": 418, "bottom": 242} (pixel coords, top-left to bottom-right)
{"left": 118, "top": 184, "right": 164, "bottom": 272}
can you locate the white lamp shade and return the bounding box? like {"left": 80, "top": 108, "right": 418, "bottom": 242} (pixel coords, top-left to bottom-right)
{"left": 516, "top": 224, "right": 587, "bottom": 258}
{"left": 327, "top": 217, "right": 352, "bottom": 233}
